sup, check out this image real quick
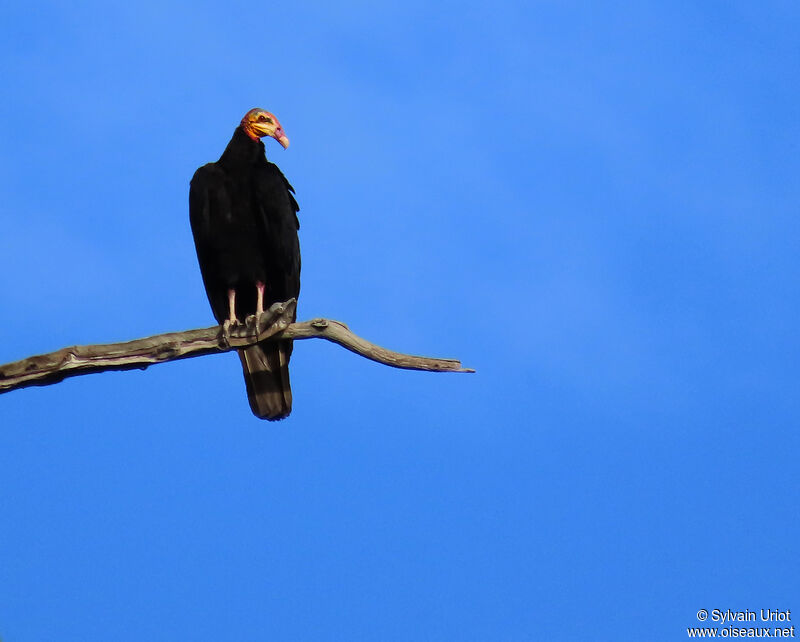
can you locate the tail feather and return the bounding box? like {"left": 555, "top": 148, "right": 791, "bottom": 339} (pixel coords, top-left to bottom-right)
{"left": 238, "top": 341, "right": 293, "bottom": 420}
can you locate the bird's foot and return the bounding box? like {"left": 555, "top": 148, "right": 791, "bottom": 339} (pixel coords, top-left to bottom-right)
{"left": 219, "top": 318, "right": 241, "bottom": 347}
{"left": 223, "top": 318, "right": 241, "bottom": 332}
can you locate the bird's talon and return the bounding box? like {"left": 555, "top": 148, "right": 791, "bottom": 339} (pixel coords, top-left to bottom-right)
{"left": 219, "top": 322, "right": 232, "bottom": 348}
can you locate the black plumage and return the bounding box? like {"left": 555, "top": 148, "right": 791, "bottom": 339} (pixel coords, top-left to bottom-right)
{"left": 189, "top": 109, "right": 300, "bottom": 420}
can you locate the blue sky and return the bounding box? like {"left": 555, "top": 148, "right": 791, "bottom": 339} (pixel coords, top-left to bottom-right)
{"left": 1, "top": 1, "right": 798, "bottom": 640}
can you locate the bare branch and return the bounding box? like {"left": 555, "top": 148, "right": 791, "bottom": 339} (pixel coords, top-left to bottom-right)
{"left": 0, "top": 300, "right": 474, "bottom": 395}
{"left": 280, "top": 319, "right": 472, "bottom": 372}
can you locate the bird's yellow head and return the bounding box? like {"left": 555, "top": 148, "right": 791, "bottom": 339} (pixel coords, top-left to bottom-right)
{"left": 241, "top": 108, "right": 289, "bottom": 149}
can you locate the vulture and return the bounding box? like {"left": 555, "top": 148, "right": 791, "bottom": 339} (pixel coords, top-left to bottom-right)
{"left": 189, "top": 108, "right": 300, "bottom": 420}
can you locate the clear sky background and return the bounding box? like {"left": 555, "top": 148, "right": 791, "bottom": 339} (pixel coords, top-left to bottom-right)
{"left": 1, "top": 1, "right": 798, "bottom": 640}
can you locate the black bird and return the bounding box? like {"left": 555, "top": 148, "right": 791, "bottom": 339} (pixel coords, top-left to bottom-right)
{"left": 189, "top": 108, "right": 300, "bottom": 420}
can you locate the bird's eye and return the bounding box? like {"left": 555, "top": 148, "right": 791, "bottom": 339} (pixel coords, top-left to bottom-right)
{"left": 258, "top": 114, "right": 273, "bottom": 124}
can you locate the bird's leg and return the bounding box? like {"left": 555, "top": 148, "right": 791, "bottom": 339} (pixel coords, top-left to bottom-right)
{"left": 247, "top": 281, "right": 267, "bottom": 332}
{"left": 256, "top": 281, "right": 266, "bottom": 316}
{"left": 227, "top": 289, "right": 238, "bottom": 324}
{"left": 222, "top": 288, "right": 239, "bottom": 334}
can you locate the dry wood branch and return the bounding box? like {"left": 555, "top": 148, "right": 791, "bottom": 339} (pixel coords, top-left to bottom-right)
{"left": 0, "top": 300, "right": 474, "bottom": 395}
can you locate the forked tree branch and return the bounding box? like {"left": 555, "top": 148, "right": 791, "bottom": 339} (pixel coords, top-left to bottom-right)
{"left": 0, "top": 300, "right": 474, "bottom": 395}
